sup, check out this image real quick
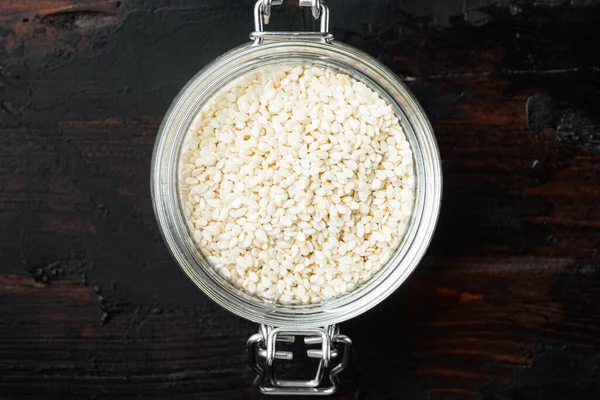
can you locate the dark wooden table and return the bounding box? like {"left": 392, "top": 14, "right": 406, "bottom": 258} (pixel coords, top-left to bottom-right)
{"left": 1, "top": 0, "right": 600, "bottom": 399}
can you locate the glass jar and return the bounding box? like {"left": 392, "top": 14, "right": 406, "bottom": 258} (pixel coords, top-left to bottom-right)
{"left": 151, "top": 0, "right": 442, "bottom": 395}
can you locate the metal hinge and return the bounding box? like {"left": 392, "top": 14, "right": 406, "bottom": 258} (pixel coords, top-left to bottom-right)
{"left": 250, "top": 0, "right": 333, "bottom": 43}
{"left": 247, "top": 324, "right": 352, "bottom": 395}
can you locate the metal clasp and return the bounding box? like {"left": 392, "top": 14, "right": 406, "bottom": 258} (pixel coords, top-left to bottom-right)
{"left": 247, "top": 324, "right": 352, "bottom": 395}
{"left": 250, "top": 0, "right": 334, "bottom": 43}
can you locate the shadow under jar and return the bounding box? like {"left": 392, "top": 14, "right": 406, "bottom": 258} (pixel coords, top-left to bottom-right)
{"left": 151, "top": 0, "right": 442, "bottom": 395}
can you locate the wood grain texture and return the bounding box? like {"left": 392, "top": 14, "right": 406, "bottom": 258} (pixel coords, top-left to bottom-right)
{"left": 1, "top": 0, "right": 600, "bottom": 399}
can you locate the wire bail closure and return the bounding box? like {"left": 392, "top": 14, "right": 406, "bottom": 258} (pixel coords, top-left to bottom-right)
{"left": 247, "top": 325, "right": 352, "bottom": 395}
{"left": 250, "top": 0, "right": 333, "bottom": 42}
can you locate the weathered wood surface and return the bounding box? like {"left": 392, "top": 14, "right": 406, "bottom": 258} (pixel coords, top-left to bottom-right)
{"left": 1, "top": 0, "right": 600, "bottom": 399}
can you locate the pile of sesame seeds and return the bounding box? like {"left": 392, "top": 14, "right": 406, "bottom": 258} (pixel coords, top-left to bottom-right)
{"left": 179, "top": 64, "right": 415, "bottom": 304}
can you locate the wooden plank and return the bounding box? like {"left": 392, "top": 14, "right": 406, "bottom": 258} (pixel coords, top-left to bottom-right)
{"left": 1, "top": 0, "right": 600, "bottom": 398}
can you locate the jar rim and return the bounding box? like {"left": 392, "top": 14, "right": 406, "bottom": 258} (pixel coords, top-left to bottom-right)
{"left": 151, "top": 39, "right": 442, "bottom": 327}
